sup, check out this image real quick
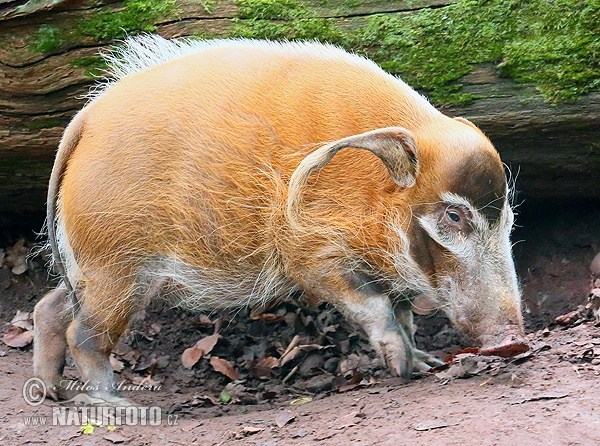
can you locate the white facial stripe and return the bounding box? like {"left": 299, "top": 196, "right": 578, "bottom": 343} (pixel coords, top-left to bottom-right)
{"left": 417, "top": 191, "right": 513, "bottom": 260}
{"left": 499, "top": 201, "right": 514, "bottom": 228}
{"left": 440, "top": 191, "right": 473, "bottom": 210}
{"left": 417, "top": 215, "right": 475, "bottom": 259}
{"left": 440, "top": 191, "right": 488, "bottom": 233}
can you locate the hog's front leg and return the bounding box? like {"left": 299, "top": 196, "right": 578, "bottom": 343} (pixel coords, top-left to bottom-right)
{"left": 394, "top": 300, "right": 445, "bottom": 372}
{"left": 341, "top": 295, "right": 416, "bottom": 378}
{"left": 295, "top": 264, "right": 428, "bottom": 377}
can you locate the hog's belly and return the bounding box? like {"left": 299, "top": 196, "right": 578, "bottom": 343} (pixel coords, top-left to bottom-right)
{"left": 141, "top": 256, "right": 298, "bottom": 311}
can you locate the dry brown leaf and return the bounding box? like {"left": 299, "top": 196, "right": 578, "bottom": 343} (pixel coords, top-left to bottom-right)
{"left": 240, "top": 425, "right": 265, "bottom": 434}
{"left": 279, "top": 346, "right": 301, "bottom": 366}
{"left": 220, "top": 382, "right": 245, "bottom": 404}
{"left": 253, "top": 356, "right": 279, "bottom": 378}
{"left": 12, "top": 263, "right": 28, "bottom": 275}
{"left": 6, "top": 239, "right": 29, "bottom": 275}
{"left": 210, "top": 356, "right": 240, "bottom": 380}
{"left": 338, "top": 353, "right": 372, "bottom": 377}
{"left": 443, "top": 347, "right": 479, "bottom": 363}
{"left": 181, "top": 333, "right": 220, "bottom": 369}
{"left": 275, "top": 410, "right": 296, "bottom": 428}
{"left": 258, "top": 356, "right": 279, "bottom": 368}
{"left": 192, "top": 394, "right": 220, "bottom": 406}
{"left": 195, "top": 332, "right": 219, "bottom": 354}
{"left": 335, "top": 374, "right": 377, "bottom": 393}
{"left": 299, "top": 344, "right": 324, "bottom": 352}
{"left": 181, "top": 346, "right": 203, "bottom": 369}
{"left": 155, "top": 355, "right": 170, "bottom": 369}
{"left": 2, "top": 326, "right": 34, "bottom": 348}
{"left": 250, "top": 312, "right": 282, "bottom": 322}
{"left": 133, "top": 356, "right": 158, "bottom": 372}
{"left": 11, "top": 310, "right": 33, "bottom": 331}
{"left": 555, "top": 308, "right": 585, "bottom": 326}
{"left": 435, "top": 354, "right": 497, "bottom": 380}
{"left": 279, "top": 335, "right": 303, "bottom": 365}
{"left": 279, "top": 344, "right": 323, "bottom": 367}
{"left": 197, "top": 314, "right": 214, "bottom": 326}
{"left": 336, "top": 409, "right": 365, "bottom": 430}
{"left": 341, "top": 410, "right": 365, "bottom": 420}
{"left": 122, "top": 350, "right": 140, "bottom": 366}
{"left": 110, "top": 354, "right": 125, "bottom": 372}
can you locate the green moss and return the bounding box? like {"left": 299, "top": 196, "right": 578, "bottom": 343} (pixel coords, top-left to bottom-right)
{"left": 231, "top": 17, "right": 347, "bottom": 43}
{"left": 232, "top": 0, "right": 347, "bottom": 45}
{"left": 498, "top": 1, "right": 600, "bottom": 101}
{"left": 70, "top": 56, "right": 108, "bottom": 78}
{"left": 353, "top": 0, "right": 600, "bottom": 104}
{"left": 32, "top": 0, "right": 600, "bottom": 105}
{"left": 229, "top": 0, "right": 599, "bottom": 105}
{"left": 78, "top": 0, "right": 180, "bottom": 40}
{"left": 193, "top": 29, "right": 217, "bottom": 40}
{"left": 31, "top": 24, "right": 64, "bottom": 53}
{"left": 200, "top": 0, "right": 218, "bottom": 14}
{"left": 23, "top": 119, "right": 66, "bottom": 130}
{"left": 237, "top": 0, "right": 309, "bottom": 19}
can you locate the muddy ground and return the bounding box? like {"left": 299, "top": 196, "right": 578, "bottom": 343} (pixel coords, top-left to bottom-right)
{"left": 1, "top": 201, "right": 599, "bottom": 445}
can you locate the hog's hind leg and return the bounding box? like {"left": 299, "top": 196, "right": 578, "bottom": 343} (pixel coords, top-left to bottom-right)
{"left": 33, "top": 282, "right": 72, "bottom": 400}
{"left": 66, "top": 273, "right": 152, "bottom": 406}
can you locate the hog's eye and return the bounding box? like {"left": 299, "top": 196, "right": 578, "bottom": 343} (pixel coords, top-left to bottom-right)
{"left": 443, "top": 206, "right": 468, "bottom": 228}
{"left": 447, "top": 210, "right": 461, "bottom": 223}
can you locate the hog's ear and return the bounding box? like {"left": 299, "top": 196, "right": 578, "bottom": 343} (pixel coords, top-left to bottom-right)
{"left": 454, "top": 117, "right": 478, "bottom": 129}
{"left": 286, "top": 127, "right": 419, "bottom": 228}
{"left": 455, "top": 117, "right": 490, "bottom": 141}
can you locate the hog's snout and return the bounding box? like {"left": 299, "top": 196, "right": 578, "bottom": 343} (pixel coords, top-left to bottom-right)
{"left": 478, "top": 325, "right": 529, "bottom": 358}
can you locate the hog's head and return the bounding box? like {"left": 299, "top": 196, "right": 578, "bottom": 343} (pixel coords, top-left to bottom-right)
{"left": 285, "top": 120, "right": 529, "bottom": 358}
{"left": 405, "top": 117, "right": 529, "bottom": 357}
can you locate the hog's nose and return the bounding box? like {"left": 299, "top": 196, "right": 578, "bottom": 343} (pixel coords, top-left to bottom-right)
{"left": 478, "top": 325, "right": 530, "bottom": 358}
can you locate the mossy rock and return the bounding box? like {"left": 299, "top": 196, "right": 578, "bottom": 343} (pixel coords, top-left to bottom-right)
{"left": 228, "top": 0, "right": 600, "bottom": 105}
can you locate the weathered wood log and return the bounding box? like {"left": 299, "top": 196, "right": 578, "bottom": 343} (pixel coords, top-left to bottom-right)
{"left": 1, "top": 0, "right": 598, "bottom": 227}
{"left": 450, "top": 67, "right": 600, "bottom": 202}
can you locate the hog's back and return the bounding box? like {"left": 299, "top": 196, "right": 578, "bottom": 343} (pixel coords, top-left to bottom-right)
{"left": 59, "top": 42, "right": 432, "bottom": 276}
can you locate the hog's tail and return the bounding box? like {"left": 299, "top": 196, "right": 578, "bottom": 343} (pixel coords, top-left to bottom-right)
{"left": 46, "top": 110, "right": 86, "bottom": 305}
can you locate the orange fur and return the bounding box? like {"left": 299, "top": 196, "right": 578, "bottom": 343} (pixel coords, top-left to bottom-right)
{"left": 60, "top": 44, "right": 496, "bottom": 291}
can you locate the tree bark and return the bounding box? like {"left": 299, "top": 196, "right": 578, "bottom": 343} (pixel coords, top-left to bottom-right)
{"left": 1, "top": 0, "right": 598, "bottom": 226}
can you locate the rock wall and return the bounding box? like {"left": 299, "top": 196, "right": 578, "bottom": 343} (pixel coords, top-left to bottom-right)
{"left": 1, "top": 0, "right": 598, "bottom": 225}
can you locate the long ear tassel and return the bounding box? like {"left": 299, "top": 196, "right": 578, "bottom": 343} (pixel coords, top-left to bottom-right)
{"left": 286, "top": 127, "right": 419, "bottom": 232}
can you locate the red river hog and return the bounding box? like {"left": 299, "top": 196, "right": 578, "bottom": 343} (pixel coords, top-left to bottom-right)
{"left": 34, "top": 35, "right": 529, "bottom": 404}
